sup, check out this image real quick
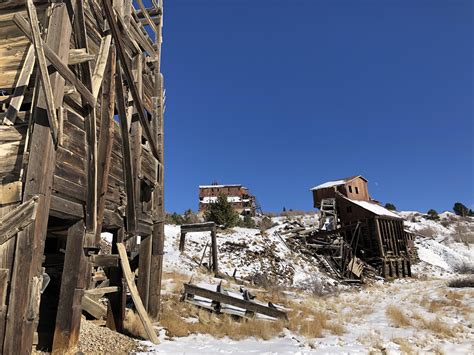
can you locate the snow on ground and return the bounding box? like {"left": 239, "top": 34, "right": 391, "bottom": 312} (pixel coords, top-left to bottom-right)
{"left": 163, "top": 221, "right": 335, "bottom": 289}
{"left": 130, "top": 211, "right": 474, "bottom": 353}
{"left": 142, "top": 278, "right": 473, "bottom": 354}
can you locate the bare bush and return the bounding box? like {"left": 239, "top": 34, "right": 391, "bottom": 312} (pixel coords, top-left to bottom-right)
{"left": 416, "top": 226, "right": 437, "bottom": 238}
{"left": 452, "top": 223, "right": 474, "bottom": 245}
{"left": 447, "top": 276, "right": 474, "bottom": 288}
{"left": 257, "top": 216, "right": 277, "bottom": 231}
{"left": 453, "top": 261, "right": 474, "bottom": 274}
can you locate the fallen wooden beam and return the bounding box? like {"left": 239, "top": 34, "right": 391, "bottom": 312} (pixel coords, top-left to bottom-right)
{"left": 82, "top": 295, "right": 107, "bottom": 319}
{"left": 183, "top": 283, "right": 288, "bottom": 320}
{"left": 13, "top": 14, "right": 96, "bottom": 107}
{"left": 0, "top": 196, "right": 40, "bottom": 246}
{"left": 117, "top": 243, "right": 159, "bottom": 344}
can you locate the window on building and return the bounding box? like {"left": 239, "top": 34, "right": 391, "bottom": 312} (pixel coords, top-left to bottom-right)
{"left": 355, "top": 187, "right": 359, "bottom": 194}
{"left": 348, "top": 185, "right": 353, "bottom": 193}
{"left": 347, "top": 206, "right": 352, "bottom": 213}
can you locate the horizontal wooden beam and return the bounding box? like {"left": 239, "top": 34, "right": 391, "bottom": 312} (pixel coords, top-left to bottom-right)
{"left": 0, "top": 196, "right": 40, "bottom": 246}
{"left": 183, "top": 283, "right": 288, "bottom": 320}
{"left": 181, "top": 222, "right": 216, "bottom": 233}
{"left": 84, "top": 286, "right": 118, "bottom": 296}
{"left": 90, "top": 254, "right": 119, "bottom": 268}
{"left": 13, "top": 14, "right": 96, "bottom": 107}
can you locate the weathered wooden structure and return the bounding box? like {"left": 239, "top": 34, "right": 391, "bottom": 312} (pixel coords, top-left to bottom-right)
{"left": 179, "top": 222, "right": 218, "bottom": 274}
{"left": 310, "top": 176, "right": 411, "bottom": 278}
{"left": 199, "top": 183, "right": 257, "bottom": 216}
{"left": 0, "top": 0, "right": 165, "bottom": 353}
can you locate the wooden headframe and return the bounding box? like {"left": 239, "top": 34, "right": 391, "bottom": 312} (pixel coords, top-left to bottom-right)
{"left": 0, "top": 0, "right": 165, "bottom": 353}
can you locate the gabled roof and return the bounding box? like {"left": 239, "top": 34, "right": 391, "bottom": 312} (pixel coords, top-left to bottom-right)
{"left": 343, "top": 196, "right": 401, "bottom": 219}
{"left": 310, "top": 175, "right": 367, "bottom": 191}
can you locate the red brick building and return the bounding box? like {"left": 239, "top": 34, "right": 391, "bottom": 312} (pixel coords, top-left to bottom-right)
{"left": 199, "top": 183, "right": 256, "bottom": 216}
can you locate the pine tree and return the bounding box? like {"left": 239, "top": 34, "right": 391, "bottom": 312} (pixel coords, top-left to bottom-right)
{"left": 453, "top": 202, "right": 469, "bottom": 217}
{"left": 385, "top": 203, "right": 396, "bottom": 211}
{"left": 204, "top": 193, "right": 239, "bottom": 228}
{"left": 426, "top": 209, "right": 439, "bottom": 220}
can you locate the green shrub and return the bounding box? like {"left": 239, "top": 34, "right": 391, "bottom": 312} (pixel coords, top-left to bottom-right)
{"left": 426, "top": 209, "right": 439, "bottom": 220}
{"left": 385, "top": 203, "right": 396, "bottom": 211}
{"left": 204, "top": 194, "right": 239, "bottom": 228}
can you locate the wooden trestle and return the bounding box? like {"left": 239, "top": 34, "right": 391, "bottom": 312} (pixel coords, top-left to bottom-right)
{"left": 0, "top": 0, "right": 165, "bottom": 353}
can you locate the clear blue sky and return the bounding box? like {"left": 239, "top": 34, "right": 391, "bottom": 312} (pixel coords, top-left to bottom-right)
{"left": 157, "top": 0, "right": 473, "bottom": 213}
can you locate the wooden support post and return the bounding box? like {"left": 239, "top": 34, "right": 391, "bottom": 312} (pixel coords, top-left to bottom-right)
{"left": 74, "top": 0, "right": 97, "bottom": 239}
{"left": 148, "top": 9, "right": 165, "bottom": 320}
{"left": 137, "top": 235, "right": 152, "bottom": 310}
{"left": 95, "top": 45, "right": 116, "bottom": 244}
{"left": 211, "top": 226, "right": 218, "bottom": 274}
{"left": 115, "top": 60, "right": 137, "bottom": 236}
{"left": 52, "top": 220, "right": 86, "bottom": 354}
{"left": 179, "top": 232, "right": 186, "bottom": 252}
{"left": 105, "top": 229, "right": 125, "bottom": 332}
{"left": 117, "top": 243, "right": 159, "bottom": 344}
{"left": 3, "top": 2, "right": 75, "bottom": 353}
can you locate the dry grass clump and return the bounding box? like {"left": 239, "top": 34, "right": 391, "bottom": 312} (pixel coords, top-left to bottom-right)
{"left": 419, "top": 317, "right": 455, "bottom": 338}
{"left": 287, "top": 301, "right": 345, "bottom": 338}
{"left": 124, "top": 309, "right": 147, "bottom": 339}
{"left": 159, "top": 298, "right": 285, "bottom": 340}
{"left": 391, "top": 337, "right": 414, "bottom": 353}
{"left": 386, "top": 305, "right": 411, "bottom": 327}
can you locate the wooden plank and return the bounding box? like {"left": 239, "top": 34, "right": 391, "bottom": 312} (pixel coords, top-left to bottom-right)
{"left": 0, "top": 196, "right": 39, "bottom": 246}
{"left": 117, "top": 242, "right": 159, "bottom": 344}
{"left": 90, "top": 254, "right": 119, "bottom": 268}
{"left": 52, "top": 220, "right": 86, "bottom": 354}
{"left": 13, "top": 14, "right": 96, "bottom": 107}
{"left": 3, "top": 44, "right": 35, "bottom": 125}
{"left": 91, "top": 34, "right": 112, "bottom": 98}
{"left": 81, "top": 295, "right": 107, "bottom": 319}
{"left": 184, "top": 283, "right": 288, "bottom": 320}
{"left": 84, "top": 286, "right": 119, "bottom": 296}
{"left": 0, "top": 181, "right": 22, "bottom": 205}
{"left": 26, "top": 0, "right": 58, "bottom": 145}
{"left": 101, "top": 0, "right": 160, "bottom": 161}
{"left": 95, "top": 44, "right": 116, "bottom": 244}
{"left": 68, "top": 48, "right": 95, "bottom": 65}
{"left": 115, "top": 61, "right": 137, "bottom": 235}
